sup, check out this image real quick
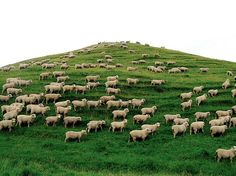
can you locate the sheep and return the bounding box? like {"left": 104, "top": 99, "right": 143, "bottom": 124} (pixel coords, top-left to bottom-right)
{"left": 127, "top": 78, "right": 139, "bottom": 85}
{"left": 87, "top": 82, "right": 100, "bottom": 89}
{"left": 57, "top": 76, "right": 69, "bottom": 83}
{"left": 172, "top": 122, "right": 189, "bottom": 138}
{"left": 42, "top": 63, "right": 55, "bottom": 69}
{"left": 3, "top": 109, "right": 20, "bottom": 120}
{"left": 44, "top": 94, "right": 61, "bottom": 104}
{"left": 166, "top": 61, "right": 176, "bottom": 65}
{"left": 64, "top": 116, "right": 82, "bottom": 128}
{"left": 120, "top": 100, "right": 131, "bottom": 108}
{"left": 229, "top": 117, "right": 236, "bottom": 127}
{"left": 86, "top": 120, "right": 106, "bottom": 133}
{"left": 232, "top": 105, "right": 236, "bottom": 114}
{"left": 231, "top": 89, "right": 236, "bottom": 97}
{"left": 85, "top": 75, "right": 100, "bottom": 82}
{"left": 64, "top": 130, "right": 87, "bottom": 143}
{"left": 216, "top": 146, "right": 236, "bottom": 163}
{"left": 141, "top": 122, "right": 160, "bottom": 135}
{"left": 174, "top": 118, "right": 189, "bottom": 125}
{"left": 131, "top": 98, "right": 145, "bottom": 109}
{"left": 112, "top": 109, "right": 129, "bottom": 120}
{"left": 227, "top": 71, "right": 233, "bottom": 76}
{"left": 106, "top": 100, "right": 122, "bottom": 109}
{"left": 87, "top": 100, "right": 102, "bottom": 109}
{"left": 109, "top": 119, "right": 128, "bottom": 132}
{"left": 194, "top": 112, "right": 210, "bottom": 121}
{"left": 151, "top": 80, "right": 165, "bottom": 86}
{"left": 100, "top": 95, "right": 115, "bottom": 104}
{"left": 106, "top": 65, "right": 116, "bottom": 70}
{"left": 139, "top": 60, "right": 147, "bottom": 64}
{"left": 193, "top": 86, "right": 204, "bottom": 94}
{"left": 0, "top": 119, "right": 16, "bottom": 132}
{"left": 199, "top": 68, "right": 209, "bottom": 73}
{"left": 45, "top": 115, "right": 61, "bottom": 126}
{"left": 181, "top": 100, "right": 192, "bottom": 111}
{"left": 168, "top": 68, "right": 181, "bottom": 73}
{"left": 133, "top": 114, "right": 151, "bottom": 124}
{"left": 72, "top": 99, "right": 87, "bottom": 111}
{"left": 107, "top": 75, "right": 118, "bottom": 81}
{"left": 2, "top": 83, "right": 14, "bottom": 93}
{"left": 208, "top": 89, "right": 218, "bottom": 97}
{"left": 22, "top": 96, "right": 37, "bottom": 105}
{"left": 209, "top": 119, "right": 226, "bottom": 127}
{"left": 26, "top": 104, "right": 44, "bottom": 114}
{"left": 56, "top": 106, "right": 71, "bottom": 116}
{"left": 219, "top": 115, "right": 231, "bottom": 126}
{"left": 6, "top": 77, "right": 21, "bottom": 84}
{"left": 7, "top": 88, "right": 22, "bottom": 96}
{"left": 190, "top": 121, "right": 205, "bottom": 135}
{"left": 63, "top": 85, "right": 75, "bottom": 93}
{"left": 60, "top": 63, "right": 69, "bottom": 70}
{"left": 154, "top": 61, "right": 164, "bottom": 66}
{"left": 105, "top": 80, "right": 118, "bottom": 88}
{"left": 39, "top": 72, "right": 51, "bottom": 80}
{"left": 127, "top": 67, "right": 137, "bottom": 71}
{"left": 74, "top": 85, "right": 89, "bottom": 94}
{"left": 31, "top": 106, "right": 50, "bottom": 116}
{"left": 152, "top": 67, "right": 163, "bottom": 73}
{"left": 53, "top": 71, "right": 65, "bottom": 77}
{"left": 105, "top": 55, "right": 112, "bottom": 60}
{"left": 106, "top": 88, "right": 121, "bottom": 95}
{"left": 178, "top": 67, "right": 189, "bottom": 72}
{"left": 19, "top": 63, "right": 30, "bottom": 69}
{"left": 129, "top": 128, "right": 152, "bottom": 142}
{"left": 164, "top": 114, "right": 181, "bottom": 123}
{"left": 44, "top": 85, "right": 62, "bottom": 93}
{"left": 196, "top": 94, "right": 207, "bottom": 106}
{"left": 16, "top": 114, "right": 36, "bottom": 127}
{"left": 99, "top": 63, "right": 107, "bottom": 68}
{"left": 29, "top": 93, "right": 44, "bottom": 104}
{"left": 55, "top": 100, "right": 71, "bottom": 107}
{"left": 180, "top": 92, "right": 192, "bottom": 101}
{"left": 0, "top": 94, "right": 12, "bottom": 102}
{"left": 141, "top": 106, "right": 157, "bottom": 116}
{"left": 210, "top": 125, "right": 227, "bottom": 137}
{"left": 222, "top": 79, "right": 230, "bottom": 89}
{"left": 216, "top": 110, "right": 232, "bottom": 118}
{"left": 17, "top": 80, "right": 32, "bottom": 87}
{"left": 2, "top": 103, "right": 24, "bottom": 114}
{"left": 50, "top": 82, "right": 65, "bottom": 87}
{"left": 131, "top": 61, "right": 139, "bottom": 64}
{"left": 142, "top": 54, "right": 149, "bottom": 58}
{"left": 75, "top": 64, "right": 83, "bottom": 69}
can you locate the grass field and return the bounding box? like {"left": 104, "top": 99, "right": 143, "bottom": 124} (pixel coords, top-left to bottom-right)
{"left": 0, "top": 42, "right": 236, "bottom": 176}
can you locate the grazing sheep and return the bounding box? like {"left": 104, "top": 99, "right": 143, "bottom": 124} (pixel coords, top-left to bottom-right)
{"left": 74, "top": 85, "right": 89, "bottom": 94}
{"left": 87, "top": 82, "right": 100, "bottom": 89}
{"left": 210, "top": 125, "right": 227, "bottom": 137}
{"left": 181, "top": 100, "right": 192, "bottom": 111}
{"left": 194, "top": 112, "right": 210, "bottom": 121}
{"left": 216, "top": 146, "right": 236, "bottom": 163}
{"left": 219, "top": 116, "right": 231, "bottom": 125}
{"left": 63, "top": 85, "right": 75, "bottom": 93}
{"left": 55, "top": 100, "right": 71, "bottom": 107}
{"left": 39, "top": 72, "right": 51, "bottom": 80}
{"left": 105, "top": 55, "right": 112, "bottom": 60}
{"left": 3, "top": 109, "right": 20, "bottom": 120}
{"left": 131, "top": 98, "right": 145, "bottom": 109}
{"left": 85, "top": 75, "right": 100, "bottom": 82}
{"left": 216, "top": 110, "right": 232, "bottom": 118}
{"left": 129, "top": 128, "right": 151, "bottom": 142}
{"left": 164, "top": 114, "right": 181, "bottom": 123}
{"left": 45, "top": 115, "right": 61, "bottom": 126}
{"left": 173, "top": 118, "right": 189, "bottom": 125}
{"left": 199, "top": 68, "right": 209, "bottom": 72}
{"left": 44, "top": 85, "right": 62, "bottom": 94}
{"left": 208, "top": 89, "right": 218, "bottom": 97}
{"left": 141, "top": 106, "right": 157, "bottom": 116}
{"left": 142, "top": 54, "right": 149, "bottom": 58}
{"left": 17, "top": 114, "right": 36, "bottom": 127}
{"left": 53, "top": 71, "right": 65, "bottom": 77}
{"left": 180, "top": 92, "right": 192, "bottom": 101}
{"left": 106, "top": 88, "right": 121, "bottom": 95}
{"left": 154, "top": 61, "right": 164, "bottom": 66}
{"left": 7, "top": 88, "right": 22, "bottom": 96}
{"left": 57, "top": 76, "right": 69, "bottom": 83}
{"left": 109, "top": 119, "right": 128, "bottom": 132}
{"left": 64, "top": 116, "right": 82, "bottom": 128}
{"left": 72, "top": 99, "right": 87, "bottom": 111}
{"left": 22, "top": 96, "right": 37, "bottom": 105}
{"left": 196, "top": 94, "right": 207, "bottom": 106}
{"left": 209, "top": 119, "right": 226, "bottom": 127}
{"left": 229, "top": 117, "right": 236, "bottom": 127}
{"left": 127, "top": 67, "right": 137, "bottom": 71}
{"left": 107, "top": 75, "right": 118, "bottom": 81}
{"left": 178, "top": 67, "right": 189, "bottom": 72}
{"left": 106, "top": 100, "right": 122, "bottom": 109}
{"left": 64, "top": 130, "right": 87, "bottom": 143}
{"left": 26, "top": 104, "right": 44, "bottom": 114}
{"left": 42, "top": 63, "right": 55, "bottom": 69}
{"left": 227, "top": 71, "right": 233, "bottom": 76}
{"left": 232, "top": 105, "right": 236, "bottom": 114}
{"left": 2, "top": 83, "right": 15, "bottom": 93}
{"left": 56, "top": 106, "right": 71, "bottom": 116}
{"left": 168, "top": 68, "right": 181, "bottom": 73}
{"left": 193, "top": 86, "right": 204, "bottom": 94}
{"left": 50, "top": 82, "right": 65, "bottom": 87}
{"left": 0, "top": 119, "right": 16, "bottom": 132}
{"left": 166, "top": 61, "right": 176, "bottom": 65}
{"left": 29, "top": 93, "right": 44, "bottom": 104}
{"left": 127, "top": 78, "right": 139, "bottom": 85}
{"left": 17, "top": 80, "right": 32, "bottom": 87}
{"left": 152, "top": 67, "right": 163, "bottom": 73}
{"left": 151, "top": 80, "right": 165, "bottom": 86}
{"left": 133, "top": 114, "right": 151, "bottom": 124}
{"left": 105, "top": 80, "right": 118, "bottom": 88}
{"left": 106, "top": 65, "right": 116, "bottom": 70}
{"left": 172, "top": 122, "right": 189, "bottom": 138}
{"left": 141, "top": 122, "right": 160, "bottom": 135}
{"left": 60, "top": 63, "right": 69, "bottom": 70}
{"left": 222, "top": 79, "right": 230, "bottom": 89}
{"left": 112, "top": 109, "right": 129, "bottom": 120}
{"left": 100, "top": 95, "right": 115, "bottom": 104}
{"left": 44, "top": 94, "right": 61, "bottom": 104}
{"left": 120, "top": 100, "right": 131, "bottom": 108}
{"left": 190, "top": 121, "right": 205, "bottom": 135}
{"left": 87, "top": 100, "right": 102, "bottom": 109}
{"left": 0, "top": 94, "right": 12, "bottom": 102}
{"left": 75, "top": 64, "right": 83, "bottom": 69}
{"left": 86, "top": 120, "right": 106, "bottom": 133}
{"left": 31, "top": 106, "right": 50, "bottom": 116}
{"left": 19, "top": 63, "right": 30, "bottom": 69}
{"left": 6, "top": 77, "right": 21, "bottom": 84}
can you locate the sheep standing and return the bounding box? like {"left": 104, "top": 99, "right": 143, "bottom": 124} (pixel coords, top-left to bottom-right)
{"left": 229, "top": 117, "right": 236, "bottom": 127}
{"left": 64, "top": 116, "right": 82, "bottom": 128}
{"left": 151, "top": 80, "right": 165, "bottom": 86}
{"left": 133, "top": 114, "right": 150, "bottom": 124}
{"left": 141, "top": 106, "right": 157, "bottom": 116}
{"left": 64, "top": 130, "right": 87, "bottom": 143}
{"left": 181, "top": 100, "right": 192, "bottom": 111}
{"left": 44, "top": 94, "right": 61, "bottom": 104}
{"left": 17, "top": 114, "right": 36, "bottom": 127}
{"left": 193, "top": 86, "right": 204, "bottom": 94}
{"left": 0, "top": 119, "right": 16, "bottom": 132}
{"left": 45, "top": 115, "right": 61, "bottom": 126}
{"left": 112, "top": 109, "right": 129, "bottom": 120}
{"left": 100, "top": 95, "right": 115, "bottom": 104}
{"left": 0, "top": 94, "right": 12, "bottom": 102}
{"left": 72, "top": 99, "right": 87, "bottom": 110}
{"left": 199, "top": 68, "right": 209, "bottom": 72}
{"left": 109, "top": 119, "right": 128, "bottom": 132}
{"left": 129, "top": 129, "right": 151, "bottom": 142}
{"left": 56, "top": 106, "right": 71, "bottom": 116}
{"left": 86, "top": 120, "right": 106, "bottom": 133}
{"left": 173, "top": 118, "right": 189, "bottom": 125}
{"left": 216, "top": 146, "right": 236, "bottom": 163}
{"left": 222, "top": 79, "right": 230, "bottom": 89}
{"left": 87, "top": 100, "right": 102, "bottom": 109}
{"left": 190, "top": 122, "right": 204, "bottom": 135}
{"left": 141, "top": 122, "right": 160, "bottom": 135}
{"left": 210, "top": 125, "right": 227, "bottom": 137}
{"left": 208, "top": 89, "right": 218, "bottom": 97}
{"left": 194, "top": 112, "right": 210, "bottom": 121}
{"left": 164, "top": 114, "right": 181, "bottom": 123}
{"left": 180, "top": 92, "right": 192, "bottom": 101}
{"left": 127, "top": 78, "right": 139, "bottom": 85}
{"left": 216, "top": 110, "right": 232, "bottom": 118}
{"left": 196, "top": 94, "right": 207, "bottom": 106}
{"left": 172, "top": 122, "right": 189, "bottom": 138}
{"left": 30, "top": 106, "right": 50, "bottom": 116}
{"left": 106, "top": 88, "right": 121, "bottom": 95}
{"left": 131, "top": 99, "right": 145, "bottom": 109}
{"left": 106, "top": 100, "right": 122, "bottom": 109}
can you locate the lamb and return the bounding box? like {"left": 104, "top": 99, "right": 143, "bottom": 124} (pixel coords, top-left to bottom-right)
{"left": 55, "top": 100, "right": 71, "bottom": 107}
{"left": 216, "top": 146, "right": 236, "bottom": 163}
{"left": 31, "top": 106, "right": 50, "bottom": 116}
{"left": 216, "top": 110, "right": 232, "bottom": 118}
{"left": 181, "top": 100, "right": 192, "bottom": 111}
{"left": 196, "top": 94, "right": 207, "bottom": 106}
{"left": 106, "top": 88, "right": 121, "bottom": 95}
{"left": 74, "top": 85, "right": 89, "bottom": 94}
{"left": 39, "top": 72, "right": 51, "bottom": 80}
{"left": 3, "top": 109, "right": 19, "bottom": 120}
{"left": 194, "top": 112, "right": 210, "bottom": 121}
{"left": 105, "top": 80, "right": 118, "bottom": 88}
{"left": 87, "top": 100, "right": 102, "bottom": 109}
{"left": 180, "top": 92, "right": 192, "bottom": 101}
{"left": 193, "top": 86, "right": 204, "bottom": 94}
{"left": 57, "top": 76, "right": 70, "bottom": 83}
{"left": 141, "top": 106, "right": 157, "bottom": 116}
{"left": 63, "top": 85, "right": 75, "bottom": 93}
{"left": 0, "top": 94, "right": 12, "bottom": 102}
{"left": 16, "top": 114, "right": 36, "bottom": 127}
{"left": 0, "top": 119, "right": 16, "bottom": 132}
{"left": 112, "top": 108, "right": 129, "bottom": 120}
{"left": 29, "top": 93, "right": 44, "bottom": 104}
{"left": 44, "top": 94, "right": 61, "bottom": 104}
{"left": 127, "top": 67, "right": 137, "bottom": 71}
{"left": 171, "top": 122, "right": 189, "bottom": 138}
{"left": 129, "top": 128, "right": 152, "bottom": 142}
{"left": 210, "top": 125, "right": 227, "bottom": 137}
{"left": 133, "top": 114, "right": 151, "bottom": 124}
{"left": 100, "top": 95, "right": 115, "bottom": 104}
{"left": 45, "top": 115, "right": 61, "bottom": 126}
{"left": 173, "top": 118, "right": 189, "bottom": 125}
{"left": 56, "top": 106, "right": 71, "bottom": 116}
{"left": 7, "top": 88, "right": 22, "bottom": 96}
{"left": 222, "top": 79, "right": 230, "bottom": 89}
{"left": 141, "top": 122, "right": 160, "bottom": 135}
{"left": 87, "top": 82, "right": 100, "bottom": 89}
{"left": 164, "top": 114, "right": 181, "bottom": 123}
{"left": 190, "top": 121, "right": 205, "bottom": 135}
{"left": 127, "top": 78, "right": 139, "bottom": 85}
{"left": 64, "top": 116, "right": 82, "bottom": 128}
{"left": 209, "top": 119, "right": 226, "bottom": 127}
{"left": 120, "top": 100, "right": 131, "bottom": 108}
{"left": 229, "top": 117, "right": 236, "bottom": 127}
{"left": 86, "top": 120, "right": 106, "bottom": 133}
{"left": 26, "top": 104, "right": 44, "bottom": 114}
{"left": 151, "top": 80, "right": 165, "bottom": 86}
{"left": 2, "top": 83, "right": 14, "bottom": 93}
{"left": 109, "top": 119, "right": 128, "bottom": 132}
{"left": 53, "top": 71, "right": 65, "bottom": 77}
{"left": 107, "top": 75, "right": 118, "bottom": 81}
{"left": 199, "top": 68, "right": 209, "bottom": 72}
{"left": 85, "top": 75, "right": 100, "bottom": 82}
{"left": 168, "top": 68, "right": 181, "bottom": 73}
{"left": 131, "top": 98, "right": 145, "bottom": 109}
{"left": 64, "top": 130, "right": 87, "bottom": 143}
{"left": 106, "top": 100, "right": 122, "bottom": 109}
{"left": 72, "top": 99, "right": 87, "bottom": 111}
{"left": 208, "top": 89, "right": 218, "bottom": 97}
{"left": 231, "top": 89, "right": 236, "bottom": 97}
{"left": 227, "top": 71, "right": 233, "bottom": 76}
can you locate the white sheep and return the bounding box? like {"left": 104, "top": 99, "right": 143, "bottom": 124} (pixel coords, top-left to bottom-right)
{"left": 29, "top": 93, "right": 44, "bottom": 104}
{"left": 53, "top": 71, "right": 65, "bottom": 77}
{"left": 105, "top": 80, "right": 118, "bottom": 88}
{"left": 31, "top": 106, "right": 50, "bottom": 116}
{"left": 63, "top": 85, "right": 75, "bottom": 93}
{"left": 64, "top": 130, "right": 87, "bottom": 143}
{"left": 180, "top": 92, "right": 192, "bottom": 100}
{"left": 109, "top": 119, "right": 128, "bottom": 132}
{"left": 86, "top": 120, "right": 106, "bottom": 133}
{"left": 229, "top": 117, "right": 236, "bottom": 127}
{"left": 173, "top": 118, "right": 189, "bottom": 125}
{"left": 0, "top": 94, "right": 12, "bottom": 102}
{"left": 131, "top": 98, "right": 145, "bottom": 109}
{"left": 7, "top": 88, "right": 22, "bottom": 96}
{"left": 194, "top": 112, "right": 210, "bottom": 121}
{"left": 0, "top": 119, "right": 16, "bottom": 132}
{"left": 100, "top": 95, "right": 115, "bottom": 104}
{"left": 164, "top": 114, "right": 181, "bottom": 123}
{"left": 216, "top": 110, "right": 232, "bottom": 118}
{"left": 210, "top": 125, "right": 227, "bottom": 137}
{"left": 120, "top": 100, "right": 131, "bottom": 108}
{"left": 57, "top": 76, "right": 69, "bottom": 83}
{"left": 2, "top": 83, "right": 14, "bottom": 93}
{"left": 74, "top": 85, "right": 89, "bottom": 94}
{"left": 172, "top": 122, "right": 189, "bottom": 138}
{"left": 26, "top": 104, "right": 44, "bottom": 114}
{"left": 85, "top": 75, "right": 100, "bottom": 82}
{"left": 64, "top": 116, "right": 82, "bottom": 128}
{"left": 231, "top": 89, "right": 236, "bottom": 97}
{"left": 222, "top": 79, "right": 230, "bottom": 89}
{"left": 209, "top": 119, "right": 226, "bottom": 127}
{"left": 208, "top": 89, "right": 218, "bottom": 97}
{"left": 56, "top": 106, "right": 71, "bottom": 116}
{"left": 112, "top": 108, "right": 129, "bottom": 120}
{"left": 55, "top": 100, "right": 71, "bottom": 107}
{"left": 106, "top": 88, "right": 121, "bottom": 95}
{"left": 199, "top": 68, "right": 209, "bottom": 72}
{"left": 151, "top": 80, "right": 165, "bottom": 86}
{"left": 168, "top": 68, "right": 181, "bottom": 73}
{"left": 193, "top": 86, "right": 204, "bottom": 94}
{"left": 190, "top": 121, "right": 205, "bottom": 135}
{"left": 72, "top": 99, "right": 87, "bottom": 111}
{"left": 39, "top": 72, "right": 51, "bottom": 80}
{"left": 3, "top": 109, "right": 20, "bottom": 120}
{"left": 45, "top": 115, "right": 61, "bottom": 126}
{"left": 216, "top": 146, "right": 236, "bottom": 163}
{"left": 141, "top": 106, "right": 157, "bottom": 116}
{"left": 44, "top": 94, "right": 61, "bottom": 104}
{"left": 106, "top": 100, "right": 122, "bottom": 109}
{"left": 127, "top": 67, "right": 137, "bottom": 71}
{"left": 107, "top": 75, "right": 119, "bottom": 81}
{"left": 87, "top": 82, "right": 100, "bottom": 89}
{"left": 196, "top": 94, "right": 207, "bottom": 106}
{"left": 17, "top": 114, "right": 36, "bottom": 127}
{"left": 141, "top": 122, "right": 160, "bottom": 135}
{"left": 133, "top": 114, "right": 150, "bottom": 124}
{"left": 87, "top": 100, "right": 102, "bottom": 109}
{"left": 129, "top": 128, "right": 152, "bottom": 142}
{"left": 127, "top": 78, "right": 139, "bottom": 85}
{"left": 181, "top": 100, "right": 192, "bottom": 111}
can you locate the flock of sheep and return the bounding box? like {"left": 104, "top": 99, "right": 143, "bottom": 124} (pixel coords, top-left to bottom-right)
{"left": 0, "top": 41, "right": 236, "bottom": 163}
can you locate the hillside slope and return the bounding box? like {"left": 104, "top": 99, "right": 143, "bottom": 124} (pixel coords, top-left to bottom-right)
{"left": 0, "top": 42, "right": 236, "bottom": 176}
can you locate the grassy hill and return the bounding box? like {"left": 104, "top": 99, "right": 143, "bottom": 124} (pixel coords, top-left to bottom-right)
{"left": 0, "top": 42, "right": 236, "bottom": 176}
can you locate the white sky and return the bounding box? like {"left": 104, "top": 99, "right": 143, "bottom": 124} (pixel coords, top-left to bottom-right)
{"left": 0, "top": 0, "right": 236, "bottom": 67}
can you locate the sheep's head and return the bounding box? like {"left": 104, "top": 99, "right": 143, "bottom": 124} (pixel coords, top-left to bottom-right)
{"left": 77, "top": 117, "right": 82, "bottom": 121}
{"left": 67, "top": 100, "right": 71, "bottom": 104}
{"left": 152, "top": 106, "right": 157, "bottom": 110}
{"left": 12, "top": 118, "right": 16, "bottom": 124}
{"left": 46, "top": 107, "right": 50, "bottom": 111}
{"left": 57, "top": 114, "right": 62, "bottom": 119}
{"left": 8, "top": 94, "right": 13, "bottom": 98}
{"left": 207, "top": 112, "right": 210, "bottom": 116}
{"left": 32, "top": 114, "right": 36, "bottom": 118}
{"left": 67, "top": 106, "right": 72, "bottom": 110}
{"left": 177, "top": 114, "right": 181, "bottom": 118}
{"left": 101, "top": 120, "right": 106, "bottom": 125}
{"left": 184, "top": 122, "right": 189, "bottom": 127}
{"left": 155, "top": 122, "right": 160, "bottom": 127}
{"left": 147, "top": 115, "right": 151, "bottom": 119}
{"left": 111, "top": 95, "right": 115, "bottom": 99}
{"left": 124, "top": 108, "right": 129, "bottom": 113}
{"left": 123, "top": 119, "right": 128, "bottom": 123}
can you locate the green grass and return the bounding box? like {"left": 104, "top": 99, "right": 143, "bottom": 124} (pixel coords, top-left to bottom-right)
{"left": 1, "top": 42, "right": 236, "bottom": 176}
